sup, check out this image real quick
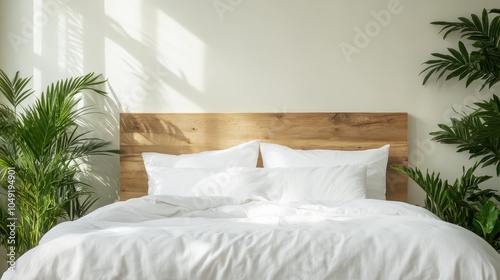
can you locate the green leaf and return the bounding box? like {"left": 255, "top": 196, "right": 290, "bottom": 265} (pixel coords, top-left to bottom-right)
{"left": 391, "top": 166, "right": 452, "bottom": 221}
{"left": 482, "top": 9, "right": 490, "bottom": 35}
{"left": 458, "top": 41, "right": 470, "bottom": 62}
{"left": 448, "top": 47, "right": 466, "bottom": 63}
{"left": 0, "top": 70, "right": 34, "bottom": 108}
{"left": 473, "top": 200, "right": 500, "bottom": 239}
{"left": 471, "top": 12, "right": 483, "bottom": 33}
{"left": 421, "top": 9, "right": 500, "bottom": 89}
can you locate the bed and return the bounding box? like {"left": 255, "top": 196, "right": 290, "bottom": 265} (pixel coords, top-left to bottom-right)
{"left": 3, "top": 112, "right": 500, "bottom": 280}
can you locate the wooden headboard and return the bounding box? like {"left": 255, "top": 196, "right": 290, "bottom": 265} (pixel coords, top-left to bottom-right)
{"left": 120, "top": 113, "right": 408, "bottom": 201}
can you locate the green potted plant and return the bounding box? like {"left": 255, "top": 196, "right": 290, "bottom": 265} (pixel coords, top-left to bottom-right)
{"left": 394, "top": 8, "right": 500, "bottom": 251}
{"left": 0, "top": 70, "right": 119, "bottom": 258}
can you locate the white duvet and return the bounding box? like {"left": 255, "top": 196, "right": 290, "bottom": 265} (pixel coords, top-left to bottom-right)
{"left": 2, "top": 196, "right": 500, "bottom": 280}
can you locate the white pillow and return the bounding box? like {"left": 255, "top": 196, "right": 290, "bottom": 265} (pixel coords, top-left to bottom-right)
{"left": 143, "top": 140, "right": 260, "bottom": 195}
{"left": 259, "top": 143, "right": 389, "bottom": 200}
{"left": 146, "top": 167, "right": 227, "bottom": 196}
{"left": 142, "top": 140, "right": 260, "bottom": 169}
{"left": 150, "top": 165, "right": 367, "bottom": 204}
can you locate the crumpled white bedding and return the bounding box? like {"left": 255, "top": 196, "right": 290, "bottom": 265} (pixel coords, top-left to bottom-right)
{"left": 2, "top": 196, "right": 500, "bottom": 280}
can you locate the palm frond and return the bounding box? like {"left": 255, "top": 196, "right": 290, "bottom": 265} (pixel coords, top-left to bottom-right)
{"left": 0, "top": 70, "right": 34, "bottom": 108}
{"left": 422, "top": 9, "right": 500, "bottom": 90}
{"left": 392, "top": 166, "right": 452, "bottom": 220}
{"left": 431, "top": 95, "right": 500, "bottom": 175}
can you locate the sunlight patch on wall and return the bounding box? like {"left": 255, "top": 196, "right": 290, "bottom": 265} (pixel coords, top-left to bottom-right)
{"left": 164, "top": 83, "right": 205, "bottom": 112}
{"left": 156, "top": 9, "right": 206, "bottom": 93}
{"left": 104, "top": 37, "right": 144, "bottom": 111}
{"left": 105, "top": 0, "right": 143, "bottom": 43}
{"left": 32, "top": 0, "right": 43, "bottom": 56}
{"left": 32, "top": 67, "right": 42, "bottom": 102}
{"left": 103, "top": 0, "right": 207, "bottom": 111}
{"left": 57, "top": 8, "right": 84, "bottom": 76}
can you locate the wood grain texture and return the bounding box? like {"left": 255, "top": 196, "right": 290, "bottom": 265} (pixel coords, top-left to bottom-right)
{"left": 120, "top": 113, "right": 408, "bottom": 201}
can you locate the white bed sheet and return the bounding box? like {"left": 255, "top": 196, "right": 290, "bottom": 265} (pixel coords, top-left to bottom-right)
{"left": 2, "top": 195, "right": 500, "bottom": 280}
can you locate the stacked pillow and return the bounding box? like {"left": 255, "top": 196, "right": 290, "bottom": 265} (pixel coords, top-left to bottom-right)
{"left": 142, "top": 140, "right": 261, "bottom": 195}
{"left": 142, "top": 140, "right": 390, "bottom": 203}
{"left": 259, "top": 143, "right": 390, "bottom": 200}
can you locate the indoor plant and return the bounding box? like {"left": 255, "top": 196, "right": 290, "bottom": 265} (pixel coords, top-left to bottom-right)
{"left": 0, "top": 70, "right": 119, "bottom": 257}
{"left": 394, "top": 8, "right": 500, "bottom": 251}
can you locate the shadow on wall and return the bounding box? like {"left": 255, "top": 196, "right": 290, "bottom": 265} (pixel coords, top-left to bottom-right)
{"left": 54, "top": 2, "right": 123, "bottom": 206}
{"left": 79, "top": 83, "right": 122, "bottom": 207}
{"left": 101, "top": 0, "right": 210, "bottom": 113}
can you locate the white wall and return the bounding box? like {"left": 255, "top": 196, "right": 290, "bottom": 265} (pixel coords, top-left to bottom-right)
{"left": 1, "top": 0, "right": 499, "bottom": 209}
